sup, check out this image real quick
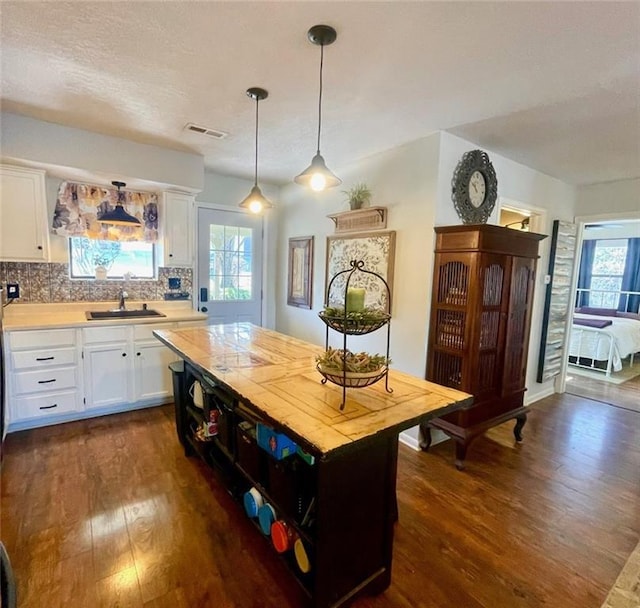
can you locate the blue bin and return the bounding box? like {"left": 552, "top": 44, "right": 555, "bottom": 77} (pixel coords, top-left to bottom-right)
{"left": 256, "top": 423, "right": 297, "bottom": 460}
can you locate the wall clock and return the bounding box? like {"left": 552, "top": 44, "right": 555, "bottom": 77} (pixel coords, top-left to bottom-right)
{"left": 451, "top": 150, "right": 498, "bottom": 224}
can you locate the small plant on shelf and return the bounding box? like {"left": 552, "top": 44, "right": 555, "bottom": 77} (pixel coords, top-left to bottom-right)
{"left": 316, "top": 347, "right": 389, "bottom": 375}
{"left": 319, "top": 305, "right": 390, "bottom": 335}
{"left": 342, "top": 183, "right": 371, "bottom": 210}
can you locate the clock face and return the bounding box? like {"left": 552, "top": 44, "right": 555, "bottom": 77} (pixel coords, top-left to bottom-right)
{"left": 468, "top": 171, "right": 486, "bottom": 208}
{"left": 451, "top": 150, "right": 498, "bottom": 224}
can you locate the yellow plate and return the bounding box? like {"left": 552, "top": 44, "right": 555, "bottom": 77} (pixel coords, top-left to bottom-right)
{"left": 294, "top": 538, "right": 311, "bottom": 574}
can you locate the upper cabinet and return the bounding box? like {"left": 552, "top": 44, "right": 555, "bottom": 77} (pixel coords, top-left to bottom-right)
{"left": 0, "top": 165, "right": 50, "bottom": 262}
{"left": 161, "top": 191, "right": 194, "bottom": 267}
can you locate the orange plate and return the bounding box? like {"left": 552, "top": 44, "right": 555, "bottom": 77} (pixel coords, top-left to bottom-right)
{"left": 271, "top": 520, "right": 293, "bottom": 553}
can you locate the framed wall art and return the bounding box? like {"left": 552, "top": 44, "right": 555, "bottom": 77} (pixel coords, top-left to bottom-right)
{"left": 287, "top": 236, "right": 314, "bottom": 309}
{"left": 325, "top": 230, "right": 396, "bottom": 311}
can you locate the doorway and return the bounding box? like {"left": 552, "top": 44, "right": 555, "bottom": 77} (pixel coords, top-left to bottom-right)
{"left": 562, "top": 217, "right": 640, "bottom": 413}
{"left": 196, "top": 206, "right": 263, "bottom": 326}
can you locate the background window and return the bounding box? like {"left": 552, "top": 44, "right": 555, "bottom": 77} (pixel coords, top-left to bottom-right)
{"left": 69, "top": 237, "right": 155, "bottom": 279}
{"left": 589, "top": 239, "right": 628, "bottom": 307}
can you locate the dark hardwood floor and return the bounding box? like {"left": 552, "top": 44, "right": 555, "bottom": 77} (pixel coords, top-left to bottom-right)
{"left": 2, "top": 393, "right": 639, "bottom": 608}
{"left": 565, "top": 364, "right": 640, "bottom": 413}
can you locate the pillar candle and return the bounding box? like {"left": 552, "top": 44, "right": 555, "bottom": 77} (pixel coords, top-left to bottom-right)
{"left": 346, "top": 287, "right": 366, "bottom": 312}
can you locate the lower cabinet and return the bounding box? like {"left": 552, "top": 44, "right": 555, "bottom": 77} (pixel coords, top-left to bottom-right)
{"left": 6, "top": 328, "right": 82, "bottom": 425}
{"left": 6, "top": 320, "right": 205, "bottom": 430}
{"left": 133, "top": 342, "right": 176, "bottom": 401}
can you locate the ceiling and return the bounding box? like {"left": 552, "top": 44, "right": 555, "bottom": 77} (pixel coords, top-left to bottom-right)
{"left": 1, "top": 2, "right": 639, "bottom": 187}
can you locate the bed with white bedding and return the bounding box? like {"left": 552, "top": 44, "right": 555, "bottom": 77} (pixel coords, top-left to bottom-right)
{"left": 569, "top": 313, "right": 640, "bottom": 375}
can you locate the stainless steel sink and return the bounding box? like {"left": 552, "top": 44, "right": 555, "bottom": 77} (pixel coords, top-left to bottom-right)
{"left": 85, "top": 309, "right": 166, "bottom": 320}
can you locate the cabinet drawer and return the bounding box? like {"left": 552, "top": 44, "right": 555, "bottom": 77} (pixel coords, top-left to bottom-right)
{"left": 13, "top": 367, "right": 77, "bottom": 395}
{"left": 134, "top": 322, "right": 175, "bottom": 342}
{"left": 83, "top": 326, "right": 129, "bottom": 344}
{"left": 9, "top": 328, "right": 76, "bottom": 350}
{"left": 13, "top": 390, "right": 79, "bottom": 421}
{"left": 12, "top": 347, "right": 77, "bottom": 370}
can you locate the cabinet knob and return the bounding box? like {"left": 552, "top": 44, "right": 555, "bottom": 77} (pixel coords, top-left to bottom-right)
{"left": 37, "top": 245, "right": 43, "bottom": 250}
{"left": 122, "top": 353, "right": 127, "bottom": 357}
{"left": 169, "top": 253, "right": 173, "bottom": 257}
{"left": 136, "top": 352, "right": 141, "bottom": 356}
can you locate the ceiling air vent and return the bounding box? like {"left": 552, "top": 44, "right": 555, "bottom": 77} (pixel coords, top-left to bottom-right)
{"left": 184, "top": 123, "right": 228, "bottom": 139}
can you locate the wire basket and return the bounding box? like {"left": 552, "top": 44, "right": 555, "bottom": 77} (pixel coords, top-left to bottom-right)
{"left": 318, "top": 311, "right": 390, "bottom": 336}
{"left": 317, "top": 364, "right": 388, "bottom": 388}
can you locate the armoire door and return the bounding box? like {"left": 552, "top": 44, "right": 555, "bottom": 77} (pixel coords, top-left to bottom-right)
{"left": 472, "top": 253, "right": 511, "bottom": 403}
{"left": 501, "top": 256, "right": 537, "bottom": 396}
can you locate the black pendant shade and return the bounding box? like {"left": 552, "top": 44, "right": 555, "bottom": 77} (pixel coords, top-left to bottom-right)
{"left": 294, "top": 24, "right": 341, "bottom": 192}
{"left": 239, "top": 87, "right": 273, "bottom": 214}
{"left": 98, "top": 181, "right": 142, "bottom": 226}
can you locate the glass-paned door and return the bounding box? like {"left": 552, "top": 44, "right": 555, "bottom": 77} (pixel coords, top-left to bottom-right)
{"left": 197, "top": 207, "right": 263, "bottom": 325}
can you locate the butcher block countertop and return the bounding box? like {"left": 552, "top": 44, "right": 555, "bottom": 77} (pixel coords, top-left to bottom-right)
{"left": 154, "top": 323, "right": 473, "bottom": 457}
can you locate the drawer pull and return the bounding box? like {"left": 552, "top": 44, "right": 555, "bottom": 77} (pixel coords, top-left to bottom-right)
{"left": 37, "top": 379, "right": 57, "bottom": 384}
{"left": 39, "top": 404, "right": 58, "bottom": 410}
{"left": 36, "top": 356, "right": 55, "bottom": 361}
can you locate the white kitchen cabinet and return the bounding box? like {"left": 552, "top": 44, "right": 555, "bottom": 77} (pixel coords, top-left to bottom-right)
{"left": 6, "top": 317, "right": 206, "bottom": 431}
{"left": 132, "top": 322, "right": 177, "bottom": 401}
{"left": 82, "top": 325, "right": 132, "bottom": 409}
{"left": 7, "top": 328, "right": 82, "bottom": 424}
{"left": 0, "top": 165, "right": 50, "bottom": 262}
{"left": 83, "top": 342, "right": 132, "bottom": 409}
{"left": 134, "top": 343, "right": 176, "bottom": 401}
{"left": 161, "top": 191, "right": 194, "bottom": 267}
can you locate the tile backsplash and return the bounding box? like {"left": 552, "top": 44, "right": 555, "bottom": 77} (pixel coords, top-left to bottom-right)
{"left": 0, "top": 262, "right": 192, "bottom": 304}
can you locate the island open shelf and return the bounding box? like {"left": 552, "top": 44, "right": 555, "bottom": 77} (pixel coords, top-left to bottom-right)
{"left": 154, "top": 323, "right": 472, "bottom": 608}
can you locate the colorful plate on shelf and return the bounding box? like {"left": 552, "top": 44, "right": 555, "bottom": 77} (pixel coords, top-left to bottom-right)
{"left": 294, "top": 538, "right": 311, "bottom": 573}
{"left": 258, "top": 503, "right": 276, "bottom": 535}
{"left": 243, "top": 487, "right": 263, "bottom": 518}
{"left": 271, "top": 520, "right": 295, "bottom": 553}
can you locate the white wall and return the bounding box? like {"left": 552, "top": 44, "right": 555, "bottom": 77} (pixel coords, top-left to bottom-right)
{"left": 276, "top": 135, "right": 441, "bottom": 448}
{"left": 1, "top": 112, "right": 204, "bottom": 192}
{"left": 277, "top": 134, "right": 441, "bottom": 377}
{"left": 583, "top": 222, "right": 640, "bottom": 241}
{"left": 196, "top": 170, "right": 280, "bottom": 329}
{"left": 576, "top": 178, "right": 640, "bottom": 217}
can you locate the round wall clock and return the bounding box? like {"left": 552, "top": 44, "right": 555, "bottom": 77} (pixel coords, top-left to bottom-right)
{"left": 451, "top": 150, "right": 498, "bottom": 224}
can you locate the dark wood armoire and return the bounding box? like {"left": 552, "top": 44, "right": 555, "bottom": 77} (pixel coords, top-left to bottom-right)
{"left": 420, "top": 224, "right": 546, "bottom": 469}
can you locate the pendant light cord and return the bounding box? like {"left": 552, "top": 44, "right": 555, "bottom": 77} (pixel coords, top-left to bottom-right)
{"left": 316, "top": 43, "right": 324, "bottom": 154}
{"left": 254, "top": 96, "right": 260, "bottom": 187}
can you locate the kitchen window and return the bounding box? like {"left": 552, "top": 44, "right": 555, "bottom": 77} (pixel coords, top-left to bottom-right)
{"left": 69, "top": 237, "right": 155, "bottom": 279}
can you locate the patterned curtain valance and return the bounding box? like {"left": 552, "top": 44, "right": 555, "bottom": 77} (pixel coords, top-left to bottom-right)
{"left": 51, "top": 181, "right": 159, "bottom": 242}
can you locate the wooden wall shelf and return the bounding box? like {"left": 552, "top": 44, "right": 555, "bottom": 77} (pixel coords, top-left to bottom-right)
{"left": 327, "top": 206, "right": 387, "bottom": 233}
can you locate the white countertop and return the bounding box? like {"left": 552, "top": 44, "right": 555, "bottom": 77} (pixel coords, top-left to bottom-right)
{"left": 2, "top": 300, "right": 207, "bottom": 331}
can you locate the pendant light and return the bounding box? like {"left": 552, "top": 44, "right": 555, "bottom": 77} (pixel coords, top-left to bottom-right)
{"left": 97, "top": 181, "right": 142, "bottom": 226}
{"left": 239, "top": 87, "right": 273, "bottom": 214}
{"left": 294, "top": 24, "right": 341, "bottom": 192}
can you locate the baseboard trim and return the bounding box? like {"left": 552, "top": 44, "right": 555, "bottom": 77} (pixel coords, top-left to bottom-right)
{"left": 399, "top": 430, "right": 421, "bottom": 451}
{"left": 7, "top": 399, "right": 170, "bottom": 433}
{"left": 525, "top": 385, "right": 555, "bottom": 405}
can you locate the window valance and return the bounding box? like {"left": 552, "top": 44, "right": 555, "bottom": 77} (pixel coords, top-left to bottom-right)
{"left": 51, "top": 181, "right": 159, "bottom": 242}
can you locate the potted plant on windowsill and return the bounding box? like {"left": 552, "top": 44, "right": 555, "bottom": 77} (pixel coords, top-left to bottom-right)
{"left": 93, "top": 246, "right": 120, "bottom": 280}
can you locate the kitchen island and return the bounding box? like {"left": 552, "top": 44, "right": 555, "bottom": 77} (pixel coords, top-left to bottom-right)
{"left": 154, "top": 323, "right": 472, "bottom": 608}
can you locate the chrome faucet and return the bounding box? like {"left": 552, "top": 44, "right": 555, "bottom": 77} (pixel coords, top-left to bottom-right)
{"left": 118, "top": 289, "right": 128, "bottom": 311}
